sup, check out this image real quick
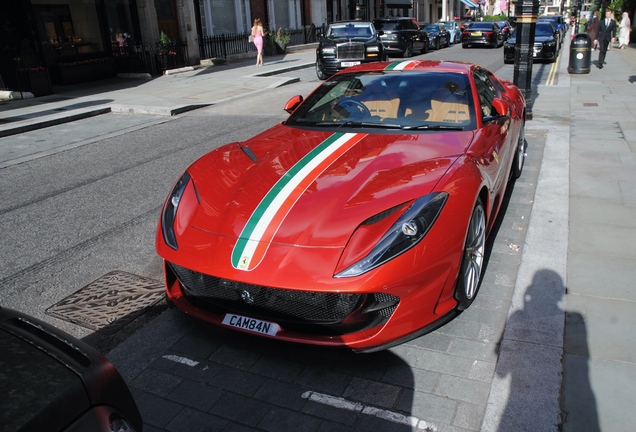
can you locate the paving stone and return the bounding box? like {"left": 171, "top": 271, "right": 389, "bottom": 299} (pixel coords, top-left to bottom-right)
{"left": 471, "top": 294, "right": 511, "bottom": 313}
{"left": 405, "top": 332, "right": 452, "bottom": 352}
{"left": 253, "top": 378, "right": 308, "bottom": 410}
{"left": 209, "top": 366, "right": 267, "bottom": 396}
{"left": 318, "top": 420, "right": 365, "bottom": 432}
{"left": 130, "top": 368, "right": 183, "bottom": 397}
{"left": 449, "top": 338, "right": 499, "bottom": 362}
{"left": 132, "top": 389, "right": 184, "bottom": 428}
{"left": 381, "top": 363, "right": 439, "bottom": 391}
{"left": 249, "top": 355, "right": 304, "bottom": 382}
{"left": 166, "top": 379, "right": 224, "bottom": 412}
{"left": 476, "top": 282, "right": 515, "bottom": 300}
{"left": 209, "top": 344, "right": 261, "bottom": 371}
{"left": 209, "top": 391, "right": 271, "bottom": 427}
{"left": 434, "top": 375, "right": 491, "bottom": 405}
{"left": 415, "top": 350, "right": 474, "bottom": 377}
{"left": 397, "top": 389, "right": 457, "bottom": 424}
{"left": 476, "top": 324, "right": 505, "bottom": 344}
{"left": 286, "top": 344, "right": 343, "bottom": 368}
{"left": 433, "top": 318, "right": 481, "bottom": 340}
{"left": 257, "top": 406, "right": 322, "bottom": 432}
{"left": 294, "top": 365, "right": 352, "bottom": 396}
{"left": 456, "top": 306, "right": 508, "bottom": 328}
{"left": 171, "top": 333, "right": 222, "bottom": 360}
{"left": 387, "top": 344, "right": 430, "bottom": 366}
{"left": 301, "top": 399, "right": 360, "bottom": 426}
{"left": 165, "top": 407, "right": 228, "bottom": 432}
{"left": 222, "top": 423, "right": 261, "bottom": 432}
{"left": 354, "top": 412, "right": 418, "bottom": 432}
{"left": 467, "top": 360, "right": 496, "bottom": 382}
{"left": 343, "top": 377, "right": 403, "bottom": 409}
{"left": 333, "top": 352, "right": 390, "bottom": 380}
{"left": 453, "top": 402, "right": 487, "bottom": 430}
{"left": 168, "top": 360, "right": 222, "bottom": 384}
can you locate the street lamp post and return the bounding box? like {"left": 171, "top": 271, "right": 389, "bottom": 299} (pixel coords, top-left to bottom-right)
{"left": 513, "top": 0, "right": 540, "bottom": 119}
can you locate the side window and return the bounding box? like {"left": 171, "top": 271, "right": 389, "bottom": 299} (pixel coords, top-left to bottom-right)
{"left": 473, "top": 69, "right": 498, "bottom": 117}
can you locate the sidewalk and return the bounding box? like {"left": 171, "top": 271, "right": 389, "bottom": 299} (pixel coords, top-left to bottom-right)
{"left": 2, "top": 39, "right": 636, "bottom": 430}
{"left": 0, "top": 48, "right": 317, "bottom": 138}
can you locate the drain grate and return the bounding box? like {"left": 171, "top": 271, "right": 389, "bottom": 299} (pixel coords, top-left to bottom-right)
{"left": 46, "top": 271, "right": 164, "bottom": 334}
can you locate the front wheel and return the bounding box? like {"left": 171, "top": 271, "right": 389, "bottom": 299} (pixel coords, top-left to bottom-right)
{"left": 316, "top": 61, "right": 328, "bottom": 80}
{"left": 403, "top": 42, "right": 413, "bottom": 58}
{"left": 454, "top": 199, "right": 486, "bottom": 311}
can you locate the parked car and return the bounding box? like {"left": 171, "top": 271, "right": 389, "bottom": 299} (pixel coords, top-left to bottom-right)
{"left": 156, "top": 59, "right": 527, "bottom": 353}
{"left": 0, "top": 306, "right": 143, "bottom": 432}
{"left": 538, "top": 15, "right": 566, "bottom": 44}
{"left": 462, "top": 21, "right": 506, "bottom": 48}
{"left": 373, "top": 18, "right": 429, "bottom": 58}
{"left": 423, "top": 24, "right": 450, "bottom": 49}
{"left": 495, "top": 20, "right": 514, "bottom": 39}
{"left": 439, "top": 21, "right": 462, "bottom": 44}
{"left": 504, "top": 21, "right": 559, "bottom": 63}
{"left": 315, "top": 21, "right": 386, "bottom": 80}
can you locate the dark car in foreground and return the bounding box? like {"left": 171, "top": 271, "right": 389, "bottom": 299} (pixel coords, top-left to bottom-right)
{"left": 423, "top": 24, "right": 450, "bottom": 49}
{"left": 504, "top": 21, "right": 559, "bottom": 63}
{"left": 316, "top": 21, "right": 386, "bottom": 80}
{"left": 462, "top": 21, "right": 505, "bottom": 48}
{"left": 373, "top": 18, "right": 428, "bottom": 57}
{"left": 156, "top": 59, "right": 527, "bottom": 353}
{"left": 0, "top": 306, "right": 142, "bottom": 432}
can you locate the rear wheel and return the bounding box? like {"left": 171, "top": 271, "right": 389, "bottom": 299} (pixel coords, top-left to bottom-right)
{"left": 462, "top": 43, "right": 468, "bottom": 48}
{"left": 454, "top": 199, "right": 486, "bottom": 311}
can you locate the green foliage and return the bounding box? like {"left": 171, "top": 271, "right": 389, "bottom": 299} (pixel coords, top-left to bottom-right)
{"left": 160, "top": 31, "right": 171, "bottom": 45}
{"left": 483, "top": 14, "right": 509, "bottom": 21}
{"left": 273, "top": 27, "right": 290, "bottom": 45}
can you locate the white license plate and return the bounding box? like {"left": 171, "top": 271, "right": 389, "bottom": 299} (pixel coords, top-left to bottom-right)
{"left": 341, "top": 61, "right": 361, "bottom": 67}
{"left": 222, "top": 313, "right": 279, "bottom": 336}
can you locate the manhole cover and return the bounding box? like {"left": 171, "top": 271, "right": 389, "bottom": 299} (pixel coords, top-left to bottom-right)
{"left": 46, "top": 271, "right": 164, "bottom": 334}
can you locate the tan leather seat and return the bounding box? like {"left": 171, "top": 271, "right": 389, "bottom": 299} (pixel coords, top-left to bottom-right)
{"left": 363, "top": 98, "right": 400, "bottom": 119}
{"left": 426, "top": 93, "right": 470, "bottom": 123}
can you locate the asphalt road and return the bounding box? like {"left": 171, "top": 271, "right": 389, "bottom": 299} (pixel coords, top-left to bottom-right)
{"left": 0, "top": 42, "right": 559, "bottom": 351}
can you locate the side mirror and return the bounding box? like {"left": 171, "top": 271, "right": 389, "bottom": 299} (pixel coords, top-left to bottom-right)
{"left": 284, "top": 95, "right": 303, "bottom": 114}
{"left": 491, "top": 98, "right": 509, "bottom": 117}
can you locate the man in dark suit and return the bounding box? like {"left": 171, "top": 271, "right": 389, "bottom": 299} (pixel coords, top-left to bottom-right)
{"left": 595, "top": 10, "right": 616, "bottom": 69}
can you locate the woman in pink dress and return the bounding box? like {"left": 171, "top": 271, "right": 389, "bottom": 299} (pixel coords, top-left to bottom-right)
{"left": 251, "top": 18, "right": 265, "bottom": 67}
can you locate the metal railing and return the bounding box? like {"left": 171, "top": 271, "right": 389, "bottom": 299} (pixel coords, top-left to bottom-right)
{"left": 111, "top": 39, "right": 189, "bottom": 76}
{"left": 198, "top": 24, "right": 326, "bottom": 59}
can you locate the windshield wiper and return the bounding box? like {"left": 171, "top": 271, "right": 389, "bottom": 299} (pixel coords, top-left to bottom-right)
{"left": 315, "top": 121, "right": 403, "bottom": 129}
{"left": 402, "top": 124, "right": 464, "bottom": 131}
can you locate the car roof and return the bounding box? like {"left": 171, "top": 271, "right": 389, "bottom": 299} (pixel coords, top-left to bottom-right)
{"left": 344, "top": 59, "right": 476, "bottom": 75}
{"left": 374, "top": 17, "right": 416, "bottom": 21}
{"left": 329, "top": 21, "right": 374, "bottom": 25}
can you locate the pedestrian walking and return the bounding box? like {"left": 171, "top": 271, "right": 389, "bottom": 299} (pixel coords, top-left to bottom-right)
{"left": 251, "top": 18, "right": 265, "bottom": 67}
{"left": 595, "top": 10, "right": 617, "bottom": 69}
{"left": 619, "top": 12, "right": 631, "bottom": 49}
{"left": 587, "top": 12, "right": 599, "bottom": 50}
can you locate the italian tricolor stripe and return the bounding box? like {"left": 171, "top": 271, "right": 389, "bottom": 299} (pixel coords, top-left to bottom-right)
{"left": 231, "top": 132, "right": 367, "bottom": 271}
{"left": 384, "top": 60, "right": 419, "bottom": 71}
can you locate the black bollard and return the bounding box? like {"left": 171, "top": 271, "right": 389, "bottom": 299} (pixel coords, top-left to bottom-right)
{"left": 513, "top": 0, "right": 540, "bottom": 120}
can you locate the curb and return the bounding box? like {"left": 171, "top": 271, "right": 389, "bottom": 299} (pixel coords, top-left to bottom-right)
{"left": 0, "top": 107, "right": 111, "bottom": 138}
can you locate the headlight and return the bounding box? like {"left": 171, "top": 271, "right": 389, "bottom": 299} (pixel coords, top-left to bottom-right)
{"left": 546, "top": 42, "right": 555, "bottom": 47}
{"left": 335, "top": 192, "right": 448, "bottom": 278}
{"left": 366, "top": 46, "right": 380, "bottom": 52}
{"left": 322, "top": 47, "right": 336, "bottom": 54}
{"left": 161, "top": 171, "right": 191, "bottom": 250}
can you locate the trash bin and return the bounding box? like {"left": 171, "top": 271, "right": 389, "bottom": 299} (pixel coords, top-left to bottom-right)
{"left": 568, "top": 33, "right": 592, "bottom": 74}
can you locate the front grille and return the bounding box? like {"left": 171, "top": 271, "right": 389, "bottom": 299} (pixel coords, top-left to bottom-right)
{"left": 169, "top": 262, "right": 363, "bottom": 324}
{"left": 337, "top": 43, "right": 364, "bottom": 60}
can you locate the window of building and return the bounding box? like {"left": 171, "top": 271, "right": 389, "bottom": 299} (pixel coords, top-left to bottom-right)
{"left": 200, "top": 0, "right": 250, "bottom": 35}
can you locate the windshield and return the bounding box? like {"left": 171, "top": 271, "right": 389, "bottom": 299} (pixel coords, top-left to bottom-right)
{"left": 425, "top": 25, "right": 441, "bottom": 32}
{"left": 513, "top": 22, "right": 553, "bottom": 38}
{"left": 327, "top": 23, "right": 374, "bottom": 38}
{"left": 470, "top": 22, "right": 494, "bottom": 30}
{"left": 285, "top": 71, "right": 476, "bottom": 131}
{"left": 373, "top": 21, "right": 400, "bottom": 31}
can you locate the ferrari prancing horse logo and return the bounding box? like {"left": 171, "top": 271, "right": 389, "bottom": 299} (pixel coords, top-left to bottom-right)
{"left": 493, "top": 151, "right": 499, "bottom": 164}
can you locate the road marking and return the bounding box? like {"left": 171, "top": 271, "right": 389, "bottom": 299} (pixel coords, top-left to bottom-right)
{"left": 546, "top": 52, "right": 560, "bottom": 85}
{"left": 162, "top": 354, "right": 199, "bottom": 367}
{"left": 301, "top": 391, "right": 438, "bottom": 431}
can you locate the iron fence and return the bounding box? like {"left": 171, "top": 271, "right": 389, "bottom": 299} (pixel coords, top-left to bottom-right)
{"left": 199, "top": 24, "right": 326, "bottom": 60}
{"left": 111, "top": 39, "right": 189, "bottom": 76}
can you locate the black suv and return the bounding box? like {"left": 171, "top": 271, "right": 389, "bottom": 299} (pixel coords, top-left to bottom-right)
{"left": 373, "top": 18, "right": 429, "bottom": 57}
{"left": 316, "top": 21, "right": 386, "bottom": 80}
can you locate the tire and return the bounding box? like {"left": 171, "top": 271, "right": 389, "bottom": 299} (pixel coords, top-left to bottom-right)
{"left": 454, "top": 199, "right": 486, "bottom": 311}
{"left": 435, "top": 39, "right": 440, "bottom": 50}
{"left": 403, "top": 42, "right": 413, "bottom": 58}
{"left": 315, "top": 61, "right": 328, "bottom": 80}
{"left": 512, "top": 122, "right": 526, "bottom": 179}
{"left": 504, "top": 58, "right": 513, "bottom": 64}
{"left": 462, "top": 43, "right": 468, "bottom": 48}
